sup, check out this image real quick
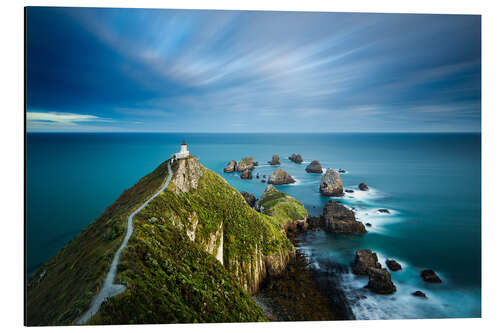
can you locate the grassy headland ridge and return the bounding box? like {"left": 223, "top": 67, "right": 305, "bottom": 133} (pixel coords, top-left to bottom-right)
{"left": 27, "top": 156, "right": 304, "bottom": 325}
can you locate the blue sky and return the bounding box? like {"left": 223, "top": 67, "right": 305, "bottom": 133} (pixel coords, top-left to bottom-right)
{"left": 26, "top": 7, "right": 481, "bottom": 132}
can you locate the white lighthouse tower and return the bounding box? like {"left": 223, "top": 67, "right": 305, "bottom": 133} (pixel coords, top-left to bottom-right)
{"left": 175, "top": 140, "right": 190, "bottom": 159}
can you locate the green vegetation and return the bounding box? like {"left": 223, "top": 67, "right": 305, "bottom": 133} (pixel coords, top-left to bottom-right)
{"left": 26, "top": 160, "right": 171, "bottom": 326}
{"left": 27, "top": 156, "right": 300, "bottom": 325}
{"left": 258, "top": 185, "right": 308, "bottom": 224}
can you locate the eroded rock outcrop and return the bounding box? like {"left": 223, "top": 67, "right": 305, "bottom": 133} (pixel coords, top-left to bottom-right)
{"left": 322, "top": 200, "right": 366, "bottom": 234}
{"left": 420, "top": 269, "right": 442, "bottom": 283}
{"left": 386, "top": 259, "right": 402, "bottom": 271}
{"left": 240, "top": 170, "right": 252, "bottom": 179}
{"left": 269, "top": 154, "right": 281, "bottom": 165}
{"left": 320, "top": 169, "right": 344, "bottom": 196}
{"left": 352, "top": 249, "right": 382, "bottom": 275}
{"left": 359, "top": 183, "right": 369, "bottom": 191}
{"left": 241, "top": 191, "right": 257, "bottom": 208}
{"left": 305, "top": 160, "right": 322, "bottom": 173}
{"left": 236, "top": 157, "right": 255, "bottom": 172}
{"left": 268, "top": 168, "right": 295, "bottom": 185}
{"left": 224, "top": 160, "right": 237, "bottom": 173}
{"left": 171, "top": 156, "right": 204, "bottom": 193}
{"left": 288, "top": 154, "right": 303, "bottom": 164}
{"left": 367, "top": 267, "right": 396, "bottom": 294}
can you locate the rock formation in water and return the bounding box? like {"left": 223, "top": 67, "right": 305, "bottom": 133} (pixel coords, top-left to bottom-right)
{"left": 288, "top": 154, "right": 303, "bottom": 164}
{"left": 224, "top": 160, "right": 237, "bottom": 173}
{"left": 420, "top": 269, "right": 442, "bottom": 283}
{"left": 386, "top": 259, "right": 402, "bottom": 271}
{"left": 367, "top": 267, "right": 397, "bottom": 294}
{"left": 412, "top": 291, "right": 427, "bottom": 298}
{"left": 320, "top": 169, "right": 344, "bottom": 196}
{"left": 267, "top": 168, "right": 295, "bottom": 185}
{"left": 322, "top": 200, "right": 366, "bottom": 233}
{"left": 240, "top": 169, "right": 252, "bottom": 179}
{"left": 305, "top": 160, "right": 322, "bottom": 173}
{"left": 269, "top": 154, "right": 281, "bottom": 165}
{"left": 359, "top": 182, "right": 369, "bottom": 191}
{"left": 352, "top": 249, "right": 382, "bottom": 275}
{"left": 236, "top": 157, "right": 255, "bottom": 172}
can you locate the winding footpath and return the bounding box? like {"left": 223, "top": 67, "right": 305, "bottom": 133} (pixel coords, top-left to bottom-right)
{"left": 77, "top": 160, "right": 173, "bottom": 324}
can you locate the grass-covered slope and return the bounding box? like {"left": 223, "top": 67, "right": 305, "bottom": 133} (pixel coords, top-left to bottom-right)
{"left": 26, "top": 160, "right": 171, "bottom": 326}
{"left": 257, "top": 185, "right": 308, "bottom": 224}
{"left": 27, "top": 156, "right": 294, "bottom": 325}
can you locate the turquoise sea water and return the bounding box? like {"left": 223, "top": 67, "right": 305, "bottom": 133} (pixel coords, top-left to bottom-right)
{"left": 26, "top": 132, "right": 481, "bottom": 319}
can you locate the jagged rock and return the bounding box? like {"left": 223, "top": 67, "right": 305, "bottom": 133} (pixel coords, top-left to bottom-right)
{"left": 284, "top": 219, "right": 308, "bottom": 237}
{"left": 241, "top": 191, "right": 257, "bottom": 208}
{"left": 237, "top": 157, "right": 255, "bottom": 172}
{"left": 386, "top": 259, "right": 402, "bottom": 271}
{"left": 320, "top": 169, "right": 344, "bottom": 196}
{"left": 322, "top": 201, "right": 366, "bottom": 233}
{"left": 288, "top": 154, "right": 303, "bottom": 164}
{"left": 345, "top": 189, "right": 354, "bottom": 193}
{"left": 240, "top": 170, "right": 252, "bottom": 179}
{"left": 305, "top": 160, "right": 322, "bottom": 173}
{"left": 338, "top": 169, "right": 346, "bottom": 173}
{"left": 367, "top": 267, "right": 396, "bottom": 294}
{"left": 269, "top": 154, "right": 281, "bottom": 165}
{"left": 412, "top": 291, "right": 427, "bottom": 298}
{"left": 253, "top": 162, "right": 259, "bottom": 166}
{"left": 224, "top": 160, "right": 237, "bottom": 173}
{"left": 366, "top": 223, "right": 372, "bottom": 227}
{"left": 352, "top": 249, "right": 381, "bottom": 275}
{"left": 268, "top": 168, "right": 295, "bottom": 185}
{"left": 378, "top": 209, "right": 390, "bottom": 214}
{"left": 306, "top": 216, "right": 323, "bottom": 230}
{"left": 420, "top": 269, "right": 442, "bottom": 283}
{"left": 359, "top": 183, "right": 369, "bottom": 191}
{"left": 171, "top": 157, "right": 203, "bottom": 193}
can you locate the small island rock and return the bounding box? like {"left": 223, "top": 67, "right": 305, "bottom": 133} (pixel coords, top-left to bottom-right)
{"left": 412, "top": 291, "right": 427, "bottom": 298}
{"left": 386, "top": 259, "right": 402, "bottom": 271}
{"left": 353, "top": 249, "right": 382, "bottom": 275}
{"left": 322, "top": 200, "right": 366, "bottom": 234}
{"left": 359, "top": 183, "right": 369, "bottom": 191}
{"left": 224, "top": 160, "right": 237, "bottom": 173}
{"left": 378, "top": 209, "right": 390, "bottom": 214}
{"left": 320, "top": 169, "right": 344, "bottom": 196}
{"left": 289, "top": 154, "right": 303, "bottom": 164}
{"left": 240, "top": 170, "right": 252, "bottom": 179}
{"left": 305, "top": 160, "right": 323, "bottom": 173}
{"left": 237, "top": 157, "right": 255, "bottom": 172}
{"left": 367, "top": 267, "right": 397, "bottom": 294}
{"left": 269, "top": 154, "right": 281, "bottom": 165}
{"left": 420, "top": 269, "right": 442, "bottom": 283}
{"left": 268, "top": 167, "right": 295, "bottom": 185}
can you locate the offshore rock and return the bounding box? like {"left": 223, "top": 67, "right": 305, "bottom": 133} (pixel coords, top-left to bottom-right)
{"left": 320, "top": 169, "right": 344, "bottom": 196}
{"left": 367, "top": 267, "right": 397, "bottom": 294}
{"left": 322, "top": 200, "right": 366, "bottom": 234}
{"left": 240, "top": 170, "right": 252, "bottom": 179}
{"left": 386, "top": 259, "right": 402, "bottom": 271}
{"left": 420, "top": 269, "right": 442, "bottom": 283}
{"left": 236, "top": 157, "right": 255, "bottom": 172}
{"left": 359, "top": 183, "right": 369, "bottom": 191}
{"left": 268, "top": 168, "right": 295, "bottom": 185}
{"left": 288, "top": 153, "right": 303, "bottom": 164}
{"left": 412, "top": 291, "right": 427, "bottom": 298}
{"left": 352, "top": 249, "right": 381, "bottom": 275}
{"left": 269, "top": 154, "right": 281, "bottom": 165}
{"left": 305, "top": 160, "right": 323, "bottom": 173}
{"left": 224, "top": 160, "right": 237, "bottom": 173}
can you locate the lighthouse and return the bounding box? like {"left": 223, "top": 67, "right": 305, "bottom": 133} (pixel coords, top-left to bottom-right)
{"left": 175, "top": 140, "right": 190, "bottom": 159}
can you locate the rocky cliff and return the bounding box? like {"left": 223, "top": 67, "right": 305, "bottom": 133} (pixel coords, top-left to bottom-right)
{"left": 27, "top": 156, "right": 295, "bottom": 325}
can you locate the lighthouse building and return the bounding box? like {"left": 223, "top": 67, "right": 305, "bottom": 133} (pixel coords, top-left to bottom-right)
{"left": 175, "top": 141, "right": 190, "bottom": 159}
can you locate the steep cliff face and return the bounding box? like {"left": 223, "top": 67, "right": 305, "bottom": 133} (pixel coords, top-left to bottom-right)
{"left": 27, "top": 156, "right": 294, "bottom": 325}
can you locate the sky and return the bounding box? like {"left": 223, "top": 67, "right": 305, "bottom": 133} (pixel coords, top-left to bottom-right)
{"left": 26, "top": 7, "right": 481, "bottom": 133}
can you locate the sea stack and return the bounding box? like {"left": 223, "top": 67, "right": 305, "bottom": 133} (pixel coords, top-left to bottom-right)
{"left": 269, "top": 154, "right": 281, "bottom": 165}
{"left": 236, "top": 157, "right": 255, "bottom": 172}
{"left": 223, "top": 160, "right": 237, "bottom": 173}
{"left": 367, "top": 267, "right": 397, "bottom": 294}
{"left": 240, "top": 170, "right": 252, "bottom": 179}
{"left": 352, "top": 249, "right": 382, "bottom": 275}
{"left": 319, "top": 169, "right": 344, "bottom": 196}
{"left": 322, "top": 200, "right": 366, "bottom": 234}
{"left": 305, "top": 160, "right": 323, "bottom": 173}
{"left": 289, "top": 153, "right": 303, "bottom": 164}
{"left": 268, "top": 167, "right": 295, "bottom": 185}
{"left": 359, "top": 183, "right": 369, "bottom": 191}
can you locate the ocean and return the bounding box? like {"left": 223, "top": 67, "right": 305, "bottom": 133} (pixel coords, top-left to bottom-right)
{"left": 26, "top": 132, "right": 481, "bottom": 319}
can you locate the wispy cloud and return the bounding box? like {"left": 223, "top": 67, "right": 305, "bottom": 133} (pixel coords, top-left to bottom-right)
{"left": 27, "top": 111, "right": 114, "bottom": 131}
